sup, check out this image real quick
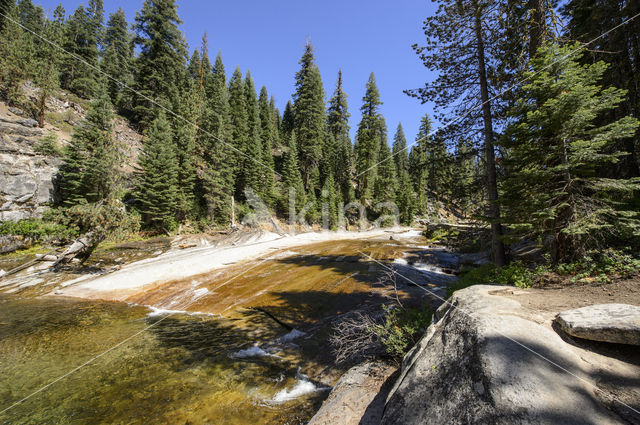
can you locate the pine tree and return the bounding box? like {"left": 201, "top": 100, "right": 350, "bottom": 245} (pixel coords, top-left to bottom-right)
{"left": 393, "top": 124, "right": 417, "bottom": 225}
{"left": 354, "top": 73, "right": 384, "bottom": 206}
{"left": 258, "top": 85, "right": 276, "bottom": 204}
{"left": 502, "top": 44, "right": 640, "bottom": 262}
{"left": 292, "top": 41, "right": 327, "bottom": 189}
{"left": 322, "top": 173, "right": 339, "bottom": 229}
{"left": 173, "top": 85, "right": 198, "bottom": 221}
{"left": 33, "top": 4, "right": 65, "bottom": 127}
{"left": 58, "top": 87, "right": 116, "bottom": 206}
{"left": 409, "top": 0, "right": 506, "bottom": 264}
{"left": 562, "top": 0, "right": 640, "bottom": 179}
{"left": 410, "top": 115, "right": 431, "bottom": 214}
{"left": 16, "top": 0, "right": 44, "bottom": 32}
{"left": 281, "top": 100, "right": 295, "bottom": 140}
{"left": 200, "top": 52, "right": 235, "bottom": 224}
{"left": 373, "top": 120, "right": 397, "bottom": 206}
{"left": 61, "top": 0, "right": 103, "bottom": 98}
{"left": 327, "top": 69, "right": 354, "bottom": 203}
{"left": 132, "top": 0, "right": 187, "bottom": 129}
{"left": 135, "top": 111, "right": 179, "bottom": 229}
{"left": 0, "top": 0, "right": 13, "bottom": 31}
{"left": 243, "top": 71, "right": 265, "bottom": 196}
{"left": 281, "top": 131, "right": 306, "bottom": 215}
{"left": 0, "top": 4, "right": 35, "bottom": 106}
{"left": 228, "top": 67, "right": 249, "bottom": 196}
{"left": 102, "top": 8, "right": 134, "bottom": 113}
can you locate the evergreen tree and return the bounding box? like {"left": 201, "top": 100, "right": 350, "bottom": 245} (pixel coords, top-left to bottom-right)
{"left": 33, "top": 4, "right": 65, "bottom": 127}
{"left": 132, "top": 0, "right": 187, "bottom": 129}
{"left": 392, "top": 123, "right": 409, "bottom": 175}
{"left": 409, "top": 0, "right": 506, "bottom": 264}
{"left": 258, "top": 85, "right": 276, "bottom": 203}
{"left": 562, "top": 0, "right": 640, "bottom": 179}
{"left": 16, "top": 0, "right": 44, "bottom": 32}
{"left": 373, "top": 119, "right": 397, "bottom": 207}
{"left": 243, "top": 71, "right": 265, "bottom": 196}
{"left": 354, "top": 73, "right": 384, "bottom": 205}
{"left": 58, "top": 87, "right": 116, "bottom": 206}
{"left": 281, "top": 131, "right": 306, "bottom": 214}
{"left": 451, "top": 137, "right": 478, "bottom": 217}
{"left": 0, "top": 4, "right": 35, "bottom": 106}
{"left": 61, "top": 0, "right": 103, "bottom": 98}
{"left": 502, "top": 44, "right": 640, "bottom": 262}
{"left": 102, "top": 8, "right": 134, "bottom": 113}
{"left": 409, "top": 115, "right": 431, "bottom": 214}
{"left": 0, "top": 0, "right": 13, "bottom": 31}
{"left": 327, "top": 69, "right": 354, "bottom": 202}
{"left": 228, "top": 67, "right": 249, "bottom": 196}
{"left": 292, "top": 41, "right": 327, "bottom": 189}
{"left": 322, "top": 173, "right": 339, "bottom": 229}
{"left": 200, "top": 52, "right": 235, "bottom": 224}
{"left": 281, "top": 100, "right": 295, "bottom": 140}
{"left": 173, "top": 84, "right": 198, "bottom": 221}
{"left": 135, "top": 111, "right": 180, "bottom": 228}
{"left": 393, "top": 124, "right": 416, "bottom": 225}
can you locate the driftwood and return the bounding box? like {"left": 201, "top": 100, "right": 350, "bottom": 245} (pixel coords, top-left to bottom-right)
{"left": 50, "top": 232, "right": 104, "bottom": 269}
{"left": 0, "top": 246, "right": 61, "bottom": 279}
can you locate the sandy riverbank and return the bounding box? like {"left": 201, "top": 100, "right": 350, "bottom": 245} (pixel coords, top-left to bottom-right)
{"left": 53, "top": 227, "right": 422, "bottom": 300}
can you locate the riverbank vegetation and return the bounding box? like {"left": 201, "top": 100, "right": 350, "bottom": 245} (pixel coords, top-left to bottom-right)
{"left": 0, "top": 0, "right": 639, "bottom": 272}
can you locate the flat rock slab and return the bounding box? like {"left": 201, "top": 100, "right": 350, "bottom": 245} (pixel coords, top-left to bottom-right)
{"left": 555, "top": 304, "right": 640, "bottom": 346}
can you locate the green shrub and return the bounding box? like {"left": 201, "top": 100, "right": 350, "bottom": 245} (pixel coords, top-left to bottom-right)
{"left": 0, "top": 218, "right": 74, "bottom": 241}
{"left": 371, "top": 305, "right": 432, "bottom": 361}
{"left": 34, "top": 133, "right": 63, "bottom": 157}
{"left": 446, "top": 261, "right": 539, "bottom": 297}
{"left": 556, "top": 249, "right": 640, "bottom": 283}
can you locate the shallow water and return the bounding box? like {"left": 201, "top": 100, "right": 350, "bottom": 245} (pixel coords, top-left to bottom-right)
{"left": 0, "top": 233, "right": 456, "bottom": 424}
{"left": 0, "top": 296, "right": 325, "bottom": 424}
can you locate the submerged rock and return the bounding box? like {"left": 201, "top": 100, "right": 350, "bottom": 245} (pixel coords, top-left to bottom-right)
{"left": 555, "top": 304, "right": 640, "bottom": 346}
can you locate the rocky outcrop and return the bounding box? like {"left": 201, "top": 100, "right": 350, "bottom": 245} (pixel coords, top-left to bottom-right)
{"left": 0, "top": 108, "right": 59, "bottom": 221}
{"left": 555, "top": 304, "right": 640, "bottom": 345}
{"left": 308, "top": 362, "right": 397, "bottom": 425}
{"left": 310, "top": 285, "right": 640, "bottom": 424}
{"left": 378, "top": 286, "right": 639, "bottom": 424}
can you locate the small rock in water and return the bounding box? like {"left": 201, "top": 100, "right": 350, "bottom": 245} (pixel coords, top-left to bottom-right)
{"left": 555, "top": 303, "right": 640, "bottom": 346}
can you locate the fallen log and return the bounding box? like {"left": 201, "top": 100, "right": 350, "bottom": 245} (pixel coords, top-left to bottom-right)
{"left": 50, "top": 232, "right": 104, "bottom": 269}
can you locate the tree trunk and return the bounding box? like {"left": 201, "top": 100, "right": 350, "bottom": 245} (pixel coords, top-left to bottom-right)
{"left": 528, "top": 0, "right": 546, "bottom": 59}
{"left": 473, "top": 1, "right": 506, "bottom": 266}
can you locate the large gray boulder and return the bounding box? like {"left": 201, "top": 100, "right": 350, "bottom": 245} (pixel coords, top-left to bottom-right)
{"left": 555, "top": 304, "right": 640, "bottom": 345}
{"left": 308, "top": 362, "right": 396, "bottom": 425}
{"left": 379, "top": 286, "right": 635, "bottom": 425}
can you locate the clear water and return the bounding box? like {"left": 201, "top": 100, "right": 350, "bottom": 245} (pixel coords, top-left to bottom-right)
{"left": 0, "top": 235, "right": 438, "bottom": 424}
{"left": 0, "top": 295, "right": 324, "bottom": 424}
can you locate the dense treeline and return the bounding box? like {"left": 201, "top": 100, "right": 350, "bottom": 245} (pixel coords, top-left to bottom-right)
{"left": 0, "top": 0, "right": 638, "bottom": 265}
{"left": 0, "top": 0, "right": 442, "bottom": 232}
{"left": 408, "top": 0, "right": 640, "bottom": 263}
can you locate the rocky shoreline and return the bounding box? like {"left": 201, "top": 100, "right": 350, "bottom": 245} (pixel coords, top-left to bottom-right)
{"left": 309, "top": 285, "right": 640, "bottom": 424}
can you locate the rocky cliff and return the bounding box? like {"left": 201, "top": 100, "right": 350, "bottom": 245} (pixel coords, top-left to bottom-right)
{"left": 0, "top": 92, "right": 142, "bottom": 223}
{"left": 0, "top": 106, "right": 59, "bottom": 221}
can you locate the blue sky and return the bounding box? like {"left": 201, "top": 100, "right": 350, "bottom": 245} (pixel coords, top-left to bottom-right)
{"left": 37, "top": 0, "right": 438, "bottom": 144}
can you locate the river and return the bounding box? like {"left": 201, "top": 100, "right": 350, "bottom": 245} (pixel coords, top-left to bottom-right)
{"left": 0, "top": 230, "right": 460, "bottom": 424}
